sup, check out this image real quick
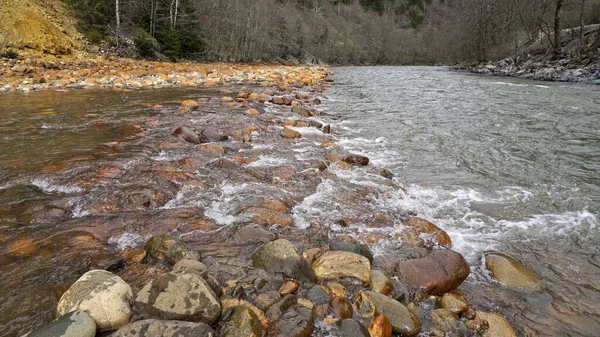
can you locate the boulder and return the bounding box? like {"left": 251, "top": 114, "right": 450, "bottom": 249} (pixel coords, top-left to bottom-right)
{"left": 330, "top": 241, "right": 373, "bottom": 262}
{"left": 268, "top": 304, "right": 315, "bottom": 337}
{"left": 218, "top": 306, "right": 263, "bottom": 337}
{"left": 111, "top": 319, "right": 216, "bottom": 337}
{"left": 25, "top": 311, "right": 96, "bottom": 337}
{"left": 484, "top": 252, "right": 541, "bottom": 289}
{"left": 395, "top": 249, "right": 470, "bottom": 295}
{"left": 362, "top": 291, "right": 421, "bottom": 336}
{"left": 252, "top": 239, "right": 316, "bottom": 283}
{"left": 344, "top": 155, "right": 369, "bottom": 166}
{"left": 477, "top": 312, "right": 517, "bottom": 337}
{"left": 56, "top": 270, "right": 133, "bottom": 330}
{"left": 145, "top": 236, "right": 201, "bottom": 266}
{"left": 135, "top": 271, "right": 221, "bottom": 325}
{"left": 312, "top": 251, "right": 371, "bottom": 283}
{"left": 402, "top": 218, "right": 452, "bottom": 248}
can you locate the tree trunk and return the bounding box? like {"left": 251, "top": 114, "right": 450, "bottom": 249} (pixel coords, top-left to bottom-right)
{"left": 115, "top": 0, "right": 120, "bottom": 47}
{"left": 593, "top": 28, "right": 600, "bottom": 51}
{"left": 579, "top": 0, "right": 586, "bottom": 55}
{"left": 554, "top": 0, "right": 563, "bottom": 55}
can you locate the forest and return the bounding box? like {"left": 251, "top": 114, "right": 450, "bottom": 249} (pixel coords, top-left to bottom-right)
{"left": 66, "top": 0, "right": 600, "bottom": 64}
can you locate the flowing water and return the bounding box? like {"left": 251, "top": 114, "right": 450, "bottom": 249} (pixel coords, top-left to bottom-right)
{"left": 0, "top": 67, "right": 599, "bottom": 336}
{"left": 324, "top": 66, "right": 600, "bottom": 336}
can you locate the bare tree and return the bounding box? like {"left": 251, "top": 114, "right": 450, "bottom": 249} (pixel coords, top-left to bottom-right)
{"left": 554, "top": 0, "right": 564, "bottom": 55}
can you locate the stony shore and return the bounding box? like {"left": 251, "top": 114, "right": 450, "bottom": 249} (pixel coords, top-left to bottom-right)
{"left": 1, "top": 58, "right": 542, "bottom": 337}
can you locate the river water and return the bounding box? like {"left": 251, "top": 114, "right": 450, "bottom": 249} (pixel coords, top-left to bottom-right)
{"left": 324, "top": 66, "right": 600, "bottom": 336}
{"left": 0, "top": 67, "right": 599, "bottom": 336}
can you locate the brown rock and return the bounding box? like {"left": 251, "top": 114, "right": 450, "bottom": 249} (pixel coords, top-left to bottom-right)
{"left": 249, "top": 208, "right": 295, "bottom": 227}
{"left": 120, "top": 249, "right": 147, "bottom": 264}
{"left": 221, "top": 96, "right": 234, "bottom": 103}
{"left": 6, "top": 239, "right": 36, "bottom": 256}
{"left": 370, "top": 270, "right": 393, "bottom": 295}
{"left": 323, "top": 125, "right": 331, "bottom": 133}
{"left": 180, "top": 100, "right": 200, "bottom": 110}
{"left": 201, "top": 144, "right": 225, "bottom": 155}
{"left": 283, "top": 97, "right": 293, "bottom": 105}
{"left": 369, "top": 315, "right": 393, "bottom": 337}
{"left": 484, "top": 252, "right": 541, "bottom": 290}
{"left": 173, "top": 126, "right": 205, "bottom": 144}
{"left": 259, "top": 200, "right": 289, "bottom": 213}
{"left": 281, "top": 128, "right": 301, "bottom": 139}
{"left": 272, "top": 97, "right": 285, "bottom": 105}
{"left": 247, "top": 109, "right": 261, "bottom": 115}
{"left": 395, "top": 249, "right": 470, "bottom": 295}
{"left": 331, "top": 161, "right": 352, "bottom": 171}
{"left": 441, "top": 291, "right": 468, "bottom": 315}
{"left": 344, "top": 155, "right": 369, "bottom": 166}
{"left": 326, "top": 282, "right": 347, "bottom": 298}
{"left": 329, "top": 296, "right": 353, "bottom": 319}
{"left": 477, "top": 312, "right": 517, "bottom": 337}
{"left": 402, "top": 218, "right": 452, "bottom": 248}
{"left": 280, "top": 281, "right": 299, "bottom": 295}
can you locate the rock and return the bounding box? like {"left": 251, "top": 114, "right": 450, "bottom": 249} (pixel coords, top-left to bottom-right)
{"left": 266, "top": 294, "right": 298, "bottom": 322}
{"left": 464, "top": 318, "right": 489, "bottom": 334}
{"left": 144, "top": 235, "right": 201, "bottom": 266}
{"left": 218, "top": 306, "right": 263, "bottom": 337}
{"left": 323, "top": 124, "right": 331, "bottom": 133}
{"left": 477, "top": 312, "right": 517, "bottom": 337}
{"left": 111, "top": 319, "right": 216, "bottom": 337}
{"left": 312, "top": 251, "right": 371, "bottom": 283}
{"left": 395, "top": 249, "right": 470, "bottom": 295}
{"left": 304, "top": 286, "right": 328, "bottom": 307}
{"left": 56, "top": 270, "right": 133, "bottom": 330}
{"left": 344, "top": 155, "right": 369, "bottom": 166}
{"left": 369, "top": 270, "right": 393, "bottom": 295}
{"left": 247, "top": 108, "right": 261, "bottom": 115}
{"left": 441, "top": 291, "right": 469, "bottom": 315}
{"left": 220, "top": 298, "right": 268, "bottom": 329}
{"left": 329, "top": 296, "right": 353, "bottom": 319}
{"left": 172, "top": 259, "right": 208, "bottom": 276}
{"left": 173, "top": 126, "right": 206, "bottom": 144}
{"left": 336, "top": 319, "right": 370, "bottom": 337}
{"left": 252, "top": 239, "right": 316, "bottom": 283}
{"left": 201, "top": 144, "right": 225, "bottom": 154}
{"left": 249, "top": 207, "right": 295, "bottom": 227}
{"left": 6, "top": 238, "right": 36, "bottom": 256}
{"left": 272, "top": 97, "right": 285, "bottom": 104}
{"left": 234, "top": 224, "right": 276, "bottom": 244}
{"left": 309, "top": 120, "right": 323, "bottom": 128}
{"left": 281, "top": 128, "right": 301, "bottom": 139}
{"left": 326, "top": 282, "right": 347, "bottom": 298}
{"left": 135, "top": 271, "right": 221, "bottom": 324}
{"left": 368, "top": 315, "right": 393, "bottom": 337}
{"left": 402, "top": 218, "right": 452, "bottom": 248}
{"left": 330, "top": 241, "right": 373, "bottom": 262}
{"left": 180, "top": 100, "right": 200, "bottom": 110}
{"left": 268, "top": 304, "right": 315, "bottom": 337}
{"left": 253, "top": 291, "right": 282, "bottom": 311}
{"left": 222, "top": 96, "right": 234, "bottom": 103}
{"left": 280, "top": 281, "right": 299, "bottom": 295}
{"left": 25, "top": 311, "right": 96, "bottom": 337}
{"left": 362, "top": 291, "right": 421, "bottom": 336}
{"left": 200, "top": 129, "right": 229, "bottom": 142}
{"left": 431, "top": 308, "right": 461, "bottom": 335}
{"left": 484, "top": 252, "right": 541, "bottom": 289}
{"left": 291, "top": 106, "right": 312, "bottom": 117}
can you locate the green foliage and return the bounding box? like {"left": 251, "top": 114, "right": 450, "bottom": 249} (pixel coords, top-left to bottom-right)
{"left": 134, "top": 29, "right": 158, "bottom": 58}
{"left": 65, "top": 0, "right": 112, "bottom": 43}
{"left": 158, "top": 28, "right": 182, "bottom": 61}
{"left": 1, "top": 49, "right": 19, "bottom": 59}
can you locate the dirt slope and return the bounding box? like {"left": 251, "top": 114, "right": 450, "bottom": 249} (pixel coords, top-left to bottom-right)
{"left": 0, "top": 0, "right": 84, "bottom": 57}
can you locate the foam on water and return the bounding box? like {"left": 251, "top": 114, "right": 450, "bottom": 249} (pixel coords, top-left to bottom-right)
{"left": 162, "top": 184, "right": 207, "bottom": 209}
{"left": 247, "top": 156, "right": 289, "bottom": 167}
{"left": 31, "top": 178, "right": 83, "bottom": 194}
{"left": 108, "top": 232, "right": 145, "bottom": 250}
{"left": 204, "top": 182, "right": 250, "bottom": 226}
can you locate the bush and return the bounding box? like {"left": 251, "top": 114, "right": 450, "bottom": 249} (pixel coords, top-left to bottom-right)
{"left": 1, "top": 49, "right": 19, "bottom": 59}
{"left": 134, "top": 30, "right": 159, "bottom": 58}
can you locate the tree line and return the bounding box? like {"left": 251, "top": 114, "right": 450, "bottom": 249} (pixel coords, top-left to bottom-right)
{"left": 65, "top": 0, "right": 600, "bottom": 64}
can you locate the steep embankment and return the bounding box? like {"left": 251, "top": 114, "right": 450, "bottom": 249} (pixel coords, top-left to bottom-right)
{"left": 468, "top": 24, "right": 600, "bottom": 83}
{"left": 0, "top": 0, "right": 84, "bottom": 57}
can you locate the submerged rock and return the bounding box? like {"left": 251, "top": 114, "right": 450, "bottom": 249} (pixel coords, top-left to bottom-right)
{"left": 395, "top": 249, "right": 470, "bottom": 295}
{"left": 25, "top": 311, "right": 96, "bottom": 337}
{"left": 268, "top": 304, "right": 316, "bottom": 337}
{"left": 218, "top": 306, "right": 263, "bottom": 337}
{"left": 144, "top": 235, "right": 201, "bottom": 266}
{"left": 173, "top": 126, "right": 206, "bottom": 144}
{"left": 402, "top": 217, "right": 452, "bottom": 248}
{"left": 440, "top": 291, "right": 469, "bottom": 315}
{"left": 477, "top": 312, "right": 517, "bottom": 337}
{"left": 312, "top": 251, "right": 371, "bottom": 283}
{"left": 135, "top": 271, "right": 221, "bottom": 324}
{"left": 234, "top": 224, "right": 276, "bottom": 244}
{"left": 111, "top": 319, "right": 216, "bottom": 337}
{"left": 56, "top": 270, "right": 133, "bottom": 330}
{"left": 252, "top": 239, "right": 316, "bottom": 283}
{"left": 484, "top": 252, "right": 541, "bottom": 290}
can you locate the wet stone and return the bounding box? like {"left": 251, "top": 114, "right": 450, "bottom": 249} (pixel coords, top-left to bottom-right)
{"left": 330, "top": 241, "right": 373, "bottom": 262}
{"left": 234, "top": 224, "right": 276, "bottom": 244}
{"left": 336, "top": 319, "right": 370, "bottom": 337}
{"left": 144, "top": 235, "right": 201, "bottom": 266}
{"left": 312, "top": 251, "right": 371, "bottom": 283}
{"left": 329, "top": 296, "right": 353, "bottom": 319}
{"left": 268, "top": 304, "right": 315, "bottom": 337}
{"left": 111, "top": 319, "right": 216, "bottom": 337}
{"left": 173, "top": 126, "right": 206, "bottom": 144}
{"left": 368, "top": 315, "right": 393, "bottom": 337}
{"left": 441, "top": 291, "right": 469, "bottom": 315}
{"left": 56, "top": 270, "right": 133, "bottom": 331}
{"left": 252, "top": 239, "right": 316, "bottom": 283}
{"left": 477, "top": 312, "right": 517, "bottom": 337}
{"left": 25, "top": 311, "right": 96, "bottom": 337}
{"left": 266, "top": 294, "right": 298, "bottom": 323}
{"left": 369, "top": 270, "right": 393, "bottom": 295}
{"left": 484, "top": 252, "right": 541, "bottom": 290}
{"left": 218, "top": 306, "right": 263, "bottom": 337}
{"left": 307, "top": 285, "right": 331, "bottom": 305}
{"left": 135, "top": 271, "right": 221, "bottom": 325}
{"left": 363, "top": 291, "right": 421, "bottom": 336}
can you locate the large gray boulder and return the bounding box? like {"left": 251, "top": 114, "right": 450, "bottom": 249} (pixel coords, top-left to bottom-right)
{"left": 24, "top": 311, "right": 96, "bottom": 337}
{"left": 135, "top": 271, "right": 221, "bottom": 324}
{"left": 252, "top": 239, "right": 316, "bottom": 283}
{"left": 112, "top": 319, "right": 216, "bottom": 337}
{"left": 56, "top": 270, "right": 133, "bottom": 330}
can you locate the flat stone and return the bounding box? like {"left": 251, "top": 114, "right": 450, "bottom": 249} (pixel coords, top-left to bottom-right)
{"left": 234, "top": 224, "right": 276, "bottom": 244}
{"left": 312, "top": 251, "right": 371, "bottom": 283}
{"left": 111, "top": 319, "right": 216, "bottom": 337}
{"left": 484, "top": 252, "right": 541, "bottom": 290}
{"left": 25, "top": 311, "right": 96, "bottom": 337}
{"left": 56, "top": 270, "right": 133, "bottom": 331}
{"left": 281, "top": 128, "right": 301, "bottom": 139}
{"left": 252, "top": 239, "right": 316, "bottom": 283}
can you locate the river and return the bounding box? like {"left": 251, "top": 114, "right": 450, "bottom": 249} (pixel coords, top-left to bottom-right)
{"left": 324, "top": 66, "right": 600, "bottom": 336}
{"left": 0, "top": 67, "right": 599, "bottom": 336}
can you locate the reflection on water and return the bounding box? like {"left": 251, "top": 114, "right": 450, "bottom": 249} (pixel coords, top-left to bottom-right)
{"left": 326, "top": 66, "right": 600, "bottom": 336}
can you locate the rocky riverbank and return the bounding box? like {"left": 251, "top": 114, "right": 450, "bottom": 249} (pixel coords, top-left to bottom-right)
{"left": 2, "top": 62, "right": 541, "bottom": 337}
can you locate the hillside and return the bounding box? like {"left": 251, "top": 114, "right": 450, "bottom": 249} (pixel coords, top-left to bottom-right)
{"left": 0, "top": 0, "right": 85, "bottom": 58}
